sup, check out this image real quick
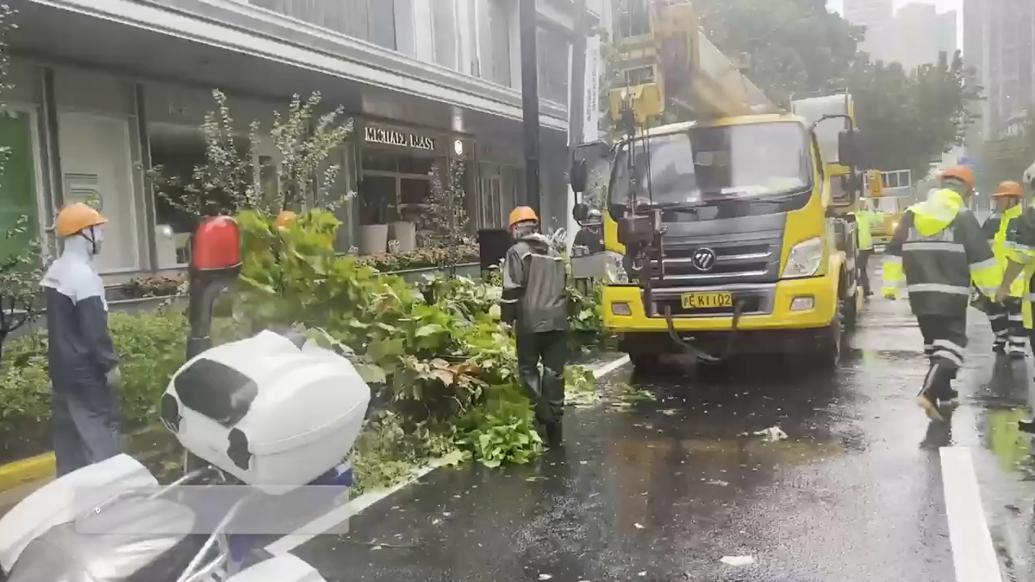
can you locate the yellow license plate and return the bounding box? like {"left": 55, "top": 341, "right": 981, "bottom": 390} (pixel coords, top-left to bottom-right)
{"left": 681, "top": 292, "right": 733, "bottom": 309}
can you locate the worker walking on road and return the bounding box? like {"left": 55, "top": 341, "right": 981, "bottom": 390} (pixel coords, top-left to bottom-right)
{"left": 42, "top": 203, "right": 121, "bottom": 476}
{"left": 853, "top": 200, "right": 882, "bottom": 297}
{"left": 982, "top": 182, "right": 1027, "bottom": 358}
{"left": 501, "top": 206, "right": 569, "bottom": 446}
{"left": 997, "top": 172, "right": 1035, "bottom": 369}
{"left": 882, "top": 167, "right": 999, "bottom": 421}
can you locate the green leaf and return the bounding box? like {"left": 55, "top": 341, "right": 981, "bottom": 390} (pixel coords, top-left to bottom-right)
{"left": 367, "top": 338, "right": 404, "bottom": 362}
{"left": 414, "top": 324, "right": 446, "bottom": 338}
{"left": 355, "top": 363, "right": 388, "bottom": 385}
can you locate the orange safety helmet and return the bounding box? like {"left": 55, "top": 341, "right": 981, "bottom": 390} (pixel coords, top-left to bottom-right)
{"left": 993, "top": 180, "right": 1024, "bottom": 198}
{"left": 274, "top": 210, "right": 298, "bottom": 231}
{"left": 56, "top": 202, "right": 108, "bottom": 237}
{"left": 508, "top": 206, "right": 539, "bottom": 229}
{"left": 940, "top": 166, "right": 976, "bottom": 190}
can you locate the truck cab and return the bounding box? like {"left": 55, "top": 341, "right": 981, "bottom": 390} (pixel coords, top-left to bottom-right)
{"left": 584, "top": 112, "right": 859, "bottom": 369}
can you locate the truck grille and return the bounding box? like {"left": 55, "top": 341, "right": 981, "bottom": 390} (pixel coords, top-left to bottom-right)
{"left": 650, "top": 238, "right": 782, "bottom": 287}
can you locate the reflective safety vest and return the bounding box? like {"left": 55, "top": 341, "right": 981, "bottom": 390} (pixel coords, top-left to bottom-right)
{"left": 854, "top": 210, "right": 881, "bottom": 251}
{"left": 882, "top": 188, "right": 999, "bottom": 316}
{"left": 990, "top": 204, "right": 1025, "bottom": 298}
{"left": 1004, "top": 203, "right": 1035, "bottom": 328}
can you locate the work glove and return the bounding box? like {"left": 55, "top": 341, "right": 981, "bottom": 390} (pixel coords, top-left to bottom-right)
{"left": 881, "top": 287, "right": 897, "bottom": 300}
{"left": 105, "top": 366, "right": 122, "bottom": 390}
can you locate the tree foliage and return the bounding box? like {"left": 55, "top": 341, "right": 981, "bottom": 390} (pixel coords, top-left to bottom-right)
{"left": 638, "top": 0, "right": 980, "bottom": 177}
{"left": 695, "top": 0, "right": 863, "bottom": 106}
{"left": 151, "top": 90, "right": 354, "bottom": 220}
{"left": 0, "top": 4, "right": 40, "bottom": 361}
{"left": 421, "top": 157, "right": 471, "bottom": 268}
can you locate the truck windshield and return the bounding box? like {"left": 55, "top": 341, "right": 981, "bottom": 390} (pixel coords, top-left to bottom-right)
{"left": 610, "top": 122, "right": 813, "bottom": 210}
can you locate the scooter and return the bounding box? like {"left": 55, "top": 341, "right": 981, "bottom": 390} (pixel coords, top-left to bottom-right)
{"left": 0, "top": 217, "right": 371, "bottom": 582}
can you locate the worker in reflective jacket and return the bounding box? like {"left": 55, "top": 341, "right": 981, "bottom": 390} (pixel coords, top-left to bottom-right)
{"left": 982, "top": 182, "right": 1027, "bottom": 357}
{"left": 997, "top": 174, "right": 1035, "bottom": 369}
{"left": 41, "top": 203, "right": 121, "bottom": 475}
{"left": 501, "top": 206, "right": 569, "bottom": 447}
{"left": 882, "top": 166, "right": 998, "bottom": 421}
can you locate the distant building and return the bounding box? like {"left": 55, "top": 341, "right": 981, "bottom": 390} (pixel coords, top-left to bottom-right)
{"left": 964, "top": 0, "right": 1035, "bottom": 140}
{"left": 844, "top": 0, "right": 895, "bottom": 59}
{"left": 878, "top": 3, "right": 959, "bottom": 71}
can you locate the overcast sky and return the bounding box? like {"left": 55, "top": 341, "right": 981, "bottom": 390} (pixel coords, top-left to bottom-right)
{"left": 827, "top": 0, "right": 963, "bottom": 16}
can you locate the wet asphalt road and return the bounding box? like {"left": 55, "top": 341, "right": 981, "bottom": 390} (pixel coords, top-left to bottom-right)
{"left": 294, "top": 295, "right": 1035, "bottom": 581}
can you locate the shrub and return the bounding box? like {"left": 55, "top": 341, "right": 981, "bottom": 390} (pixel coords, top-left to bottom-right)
{"left": 122, "top": 275, "right": 184, "bottom": 298}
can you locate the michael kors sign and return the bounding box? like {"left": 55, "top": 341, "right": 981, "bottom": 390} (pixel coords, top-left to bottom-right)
{"left": 364, "top": 126, "right": 437, "bottom": 151}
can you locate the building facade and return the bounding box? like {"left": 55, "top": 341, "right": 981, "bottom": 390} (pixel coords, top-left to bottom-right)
{"left": 844, "top": 0, "right": 894, "bottom": 60}
{"left": 964, "top": 0, "right": 1035, "bottom": 140}
{"left": 0, "top": 0, "right": 600, "bottom": 280}
{"left": 889, "top": 3, "right": 957, "bottom": 72}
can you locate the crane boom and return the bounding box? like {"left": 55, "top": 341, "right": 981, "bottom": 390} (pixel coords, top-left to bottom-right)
{"left": 609, "top": 0, "right": 775, "bottom": 127}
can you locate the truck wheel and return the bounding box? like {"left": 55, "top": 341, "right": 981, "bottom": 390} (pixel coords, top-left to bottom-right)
{"left": 843, "top": 291, "right": 858, "bottom": 332}
{"left": 817, "top": 302, "right": 844, "bottom": 370}
{"left": 630, "top": 353, "right": 660, "bottom": 372}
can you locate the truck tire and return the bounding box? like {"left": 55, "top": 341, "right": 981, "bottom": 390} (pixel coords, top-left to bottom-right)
{"left": 816, "top": 301, "right": 844, "bottom": 370}
{"left": 630, "top": 352, "right": 660, "bottom": 372}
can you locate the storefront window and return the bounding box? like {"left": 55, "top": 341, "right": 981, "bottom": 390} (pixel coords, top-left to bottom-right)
{"left": 0, "top": 110, "right": 39, "bottom": 260}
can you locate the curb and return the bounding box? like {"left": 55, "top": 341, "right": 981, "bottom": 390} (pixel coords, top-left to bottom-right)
{"left": 0, "top": 453, "right": 55, "bottom": 493}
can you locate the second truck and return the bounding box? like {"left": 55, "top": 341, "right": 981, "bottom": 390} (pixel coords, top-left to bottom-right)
{"left": 571, "top": 0, "right": 864, "bottom": 370}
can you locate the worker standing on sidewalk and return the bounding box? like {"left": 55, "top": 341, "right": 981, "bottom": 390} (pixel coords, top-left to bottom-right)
{"left": 41, "top": 203, "right": 121, "bottom": 475}
{"left": 882, "top": 167, "right": 999, "bottom": 421}
{"left": 501, "top": 206, "right": 569, "bottom": 447}
{"left": 982, "top": 182, "right": 1027, "bottom": 358}
{"left": 853, "top": 200, "right": 882, "bottom": 297}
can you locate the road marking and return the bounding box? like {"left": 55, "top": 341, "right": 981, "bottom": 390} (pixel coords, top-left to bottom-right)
{"left": 940, "top": 447, "right": 1004, "bottom": 582}
{"left": 592, "top": 355, "right": 631, "bottom": 379}
{"left": 266, "top": 353, "right": 633, "bottom": 555}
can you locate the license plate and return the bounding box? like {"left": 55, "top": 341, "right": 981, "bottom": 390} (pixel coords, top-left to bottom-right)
{"left": 681, "top": 291, "right": 733, "bottom": 310}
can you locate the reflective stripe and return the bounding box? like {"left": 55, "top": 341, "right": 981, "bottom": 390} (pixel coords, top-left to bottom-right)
{"left": 500, "top": 299, "right": 518, "bottom": 304}
{"left": 933, "top": 339, "right": 965, "bottom": 357}
{"left": 884, "top": 255, "right": 903, "bottom": 265}
{"left": 903, "top": 241, "right": 965, "bottom": 253}
{"left": 1006, "top": 241, "right": 1034, "bottom": 252}
{"left": 989, "top": 312, "right": 1008, "bottom": 320}
{"left": 969, "top": 257, "right": 998, "bottom": 272}
{"left": 907, "top": 283, "right": 971, "bottom": 296}
{"left": 932, "top": 350, "right": 963, "bottom": 367}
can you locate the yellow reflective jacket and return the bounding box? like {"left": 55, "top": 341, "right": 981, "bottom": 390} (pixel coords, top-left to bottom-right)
{"left": 854, "top": 210, "right": 881, "bottom": 251}
{"left": 882, "top": 188, "right": 999, "bottom": 314}
{"left": 991, "top": 204, "right": 1025, "bottom": 298}
{"left": 1004, "top": 203, "right": 1035, "bottom": 328}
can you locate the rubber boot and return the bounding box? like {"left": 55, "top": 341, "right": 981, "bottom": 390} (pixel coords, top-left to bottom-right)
{"left": 917, "top": 361, "right": 953, "bottom": 421}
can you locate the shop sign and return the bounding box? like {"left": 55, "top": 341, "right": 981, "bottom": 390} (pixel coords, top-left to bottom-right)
{"left": 364, "top": 126, "right": 437, "bottom": 151}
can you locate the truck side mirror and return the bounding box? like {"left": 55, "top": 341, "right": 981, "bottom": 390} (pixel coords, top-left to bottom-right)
{"left": 838, "top": 130, "right": 861, "bottom": 168}
{"left": 570, "top": 159, "right": 588, "bottom": 193}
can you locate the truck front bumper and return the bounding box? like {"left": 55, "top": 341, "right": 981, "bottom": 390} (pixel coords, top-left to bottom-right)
{"left": 603, "top": 273, "right": 839, "bottom": 334}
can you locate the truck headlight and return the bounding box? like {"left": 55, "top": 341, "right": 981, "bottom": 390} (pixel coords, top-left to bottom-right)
{"left": 783, "top": 237, "right": 824, "bottom": 279}
{"left": 604, "top": 251, "right": 630, "bottom": 284}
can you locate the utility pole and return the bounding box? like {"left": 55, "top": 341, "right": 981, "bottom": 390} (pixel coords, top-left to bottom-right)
{"left": 519, "top": 0, "right": 541, "bottom": 215}
{"left": 568, "top": 0, "right": 588, "bottom": 149}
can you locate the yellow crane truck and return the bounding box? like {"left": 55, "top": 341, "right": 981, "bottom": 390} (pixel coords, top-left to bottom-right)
{"left": 570, "top": 0, "right": 864, "bottom": 370}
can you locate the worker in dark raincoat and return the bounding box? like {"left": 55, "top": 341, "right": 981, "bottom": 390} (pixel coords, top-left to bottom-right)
{"left": 882, "top": 166, "right": 999, "bottom": 422}
{"left": 42, "top": 202, "right": 121, "bottom": 475}
{"left": 501, "top": 206, "right": 569, "bottom": 446}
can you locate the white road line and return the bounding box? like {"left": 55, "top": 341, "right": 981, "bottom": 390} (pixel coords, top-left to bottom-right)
{"left": 266, "top": 353, "right": 633, "bottom": 555}
{"left": 940, "top": 447, "right": 1004, "bottom": 582}
{"left": 592, "top": 354, "right": 631, "bottom": 379}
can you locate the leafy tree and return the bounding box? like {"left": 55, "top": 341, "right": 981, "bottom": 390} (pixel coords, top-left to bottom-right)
{"left": 0, "top": 5, "right": 40, "bottom": 362}
{"left": 691, "top": 0, "right": 979, "bottom": 177}
{"left": 421, "top": 157, "right": 471, "bottom": 269}
{"left": 695, "top": 0, "right": 863, "bottom": 106}
{"left": 151, "top": 90, "right": 354, "bottom": 220}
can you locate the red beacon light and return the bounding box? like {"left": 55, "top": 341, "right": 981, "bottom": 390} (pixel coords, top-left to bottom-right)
{"left": 192, "top": 216, "right": 242, "bottom": 271}
{"left": 187, "top": 215, "right": 243, "bottom": 359}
